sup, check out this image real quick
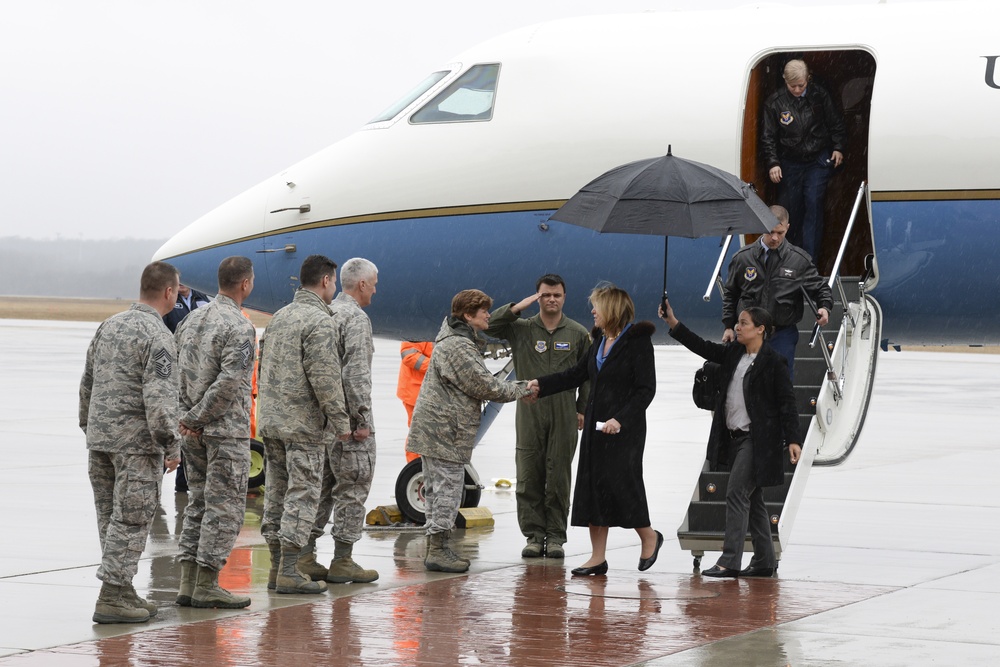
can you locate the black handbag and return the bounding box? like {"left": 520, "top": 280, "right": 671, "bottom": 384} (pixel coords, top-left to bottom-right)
{"left": 692, "top": 361, "right": 722, "bottom": 411}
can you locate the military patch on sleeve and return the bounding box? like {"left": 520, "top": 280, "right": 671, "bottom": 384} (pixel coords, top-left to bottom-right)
{"left": 744, "top": 267, "right": 758, "bottom": 281}
{"left": 535, "top": 341, "right": 548, "bottom": 353}
{"left": 554, "top": 342, "right": 571, "bottom": 351}
{"left": 240, "top": 339, "right": 254, "bottom": 369}
{"left": 153, "top": 347, "right": 173, "bottom": 379}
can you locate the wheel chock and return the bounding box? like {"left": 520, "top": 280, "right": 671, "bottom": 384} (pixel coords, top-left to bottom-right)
{"left": 455, "top": 506, "right": 494, "bottom": 529}
{"left": 365, "top": 504, "right": 404, "bottom": 526}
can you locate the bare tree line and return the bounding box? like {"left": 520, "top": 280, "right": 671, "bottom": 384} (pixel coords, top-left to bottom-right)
{"left": 0, "top": 237, "right": 166, "bottom": 298}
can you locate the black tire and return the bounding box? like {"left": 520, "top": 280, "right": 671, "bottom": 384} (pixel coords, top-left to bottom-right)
{"left": 248, "top": 439, "right": 266, "bottom": 490}
{"left": 394, "top": 458, "right": 481, "bottom": 525}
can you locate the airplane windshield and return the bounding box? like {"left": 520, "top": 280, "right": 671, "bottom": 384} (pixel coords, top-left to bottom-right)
{"left": 410, "top": 63, "right": 500, "bottom": 124}
{"left": 369, "top": 70, "right": 451, "bottom": 124}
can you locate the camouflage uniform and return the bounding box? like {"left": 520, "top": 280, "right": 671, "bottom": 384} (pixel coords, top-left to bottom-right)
{"left": 312, "top": 293, "right": 376, "bottom": 545}
{"left": 485, "top": 303, "right": 590, "bottom": 549}
{"left": 407, "top": 317, "right": 530, "bottom": 534}
{"left": 79, "top": 303, "right": 179, "bottom": 586}
{"left": 258, "top": 288, "right": 349, "bottom": 549}
{"left": 175, "top": 294, "right": 257, "bottom": 570}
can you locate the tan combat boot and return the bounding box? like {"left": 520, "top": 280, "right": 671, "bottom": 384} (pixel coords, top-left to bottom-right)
{"left": 326, "top": 540, "right": 379, "bottom": 584}
{"left": 124, "top": 582, "right": 158, "bottom": 617}
{"left": 424, "top": 533, "right": 470, "bottom": 573}
{"left": 191, "top": 565, "right": 251, "bottom": 609}
{"left": 275, "top": 546, "right": 328, "bottom": 594}
{"left": 297, "top": 540, "right": 329, "bottom": 581}
{"left": 443, "top": 530, "right": 470, "bottom": 567}
{"left": 267, "top": 542, "right": 281, "bottom": 590}
{"left": 93, "top": 582, "right": 150, "bottom": 624}
{"left": 175, "top": 560, "right": 197, "bottom": 606}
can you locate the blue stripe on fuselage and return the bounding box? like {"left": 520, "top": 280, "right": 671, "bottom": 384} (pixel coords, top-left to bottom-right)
{"left": 163, "top": 199, "right": 1000, "bottom": 346}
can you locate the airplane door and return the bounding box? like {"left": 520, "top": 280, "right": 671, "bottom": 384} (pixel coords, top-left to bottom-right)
{"left": 261, "top": 172, "right": 312, "bottom": 307}
{"left": 740, "top": 49, "right": 876, "bottom": 277}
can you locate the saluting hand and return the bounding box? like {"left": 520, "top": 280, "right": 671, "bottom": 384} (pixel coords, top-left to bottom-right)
{"left": 512, "top": 293, "right": 542, "bottom": 314}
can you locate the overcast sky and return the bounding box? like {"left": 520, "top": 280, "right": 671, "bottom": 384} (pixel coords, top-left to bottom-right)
{"left": 1, "top": 0, "right": 917, "bottom": 241}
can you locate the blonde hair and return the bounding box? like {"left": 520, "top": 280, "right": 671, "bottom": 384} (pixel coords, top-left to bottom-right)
{"left": 783, "top": 59, "right": 809, "bottom": 83}
{"left": 590, "top": 284, "right": 634, "bottom": 337}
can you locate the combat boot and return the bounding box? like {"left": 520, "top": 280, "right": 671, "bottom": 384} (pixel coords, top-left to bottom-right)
{"left": 267, "top": 542, "right": 281, "bottom": 590}
{"left": 424, "top": 532, "right": 470, "bottom": 573}
{"left": 275, "top": 546, "right": 328, "bottom": 594}
{"left": 191, "top": 565, "right": 251, "bottom": 609}
{"left": 443, "top": 530, "right": 470, "bottom": 567}
{"left": 93, "top": 582, "right": 150, "bottom": 624}
{"left": 175, "top": 560, "right": 197, "bottom": 606}
{"left": 297, "top": 540, "right": 329, "bottom": 581}
{"left": 326, "top": 540, "right": 379, "bottom": 584}
{"left": 124, "top": 582, "right": 158, "bottom": 617}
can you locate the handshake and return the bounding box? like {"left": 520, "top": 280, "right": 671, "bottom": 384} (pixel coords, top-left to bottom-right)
{"left": 521, "top": 379, "right": 541, "bottom": 404}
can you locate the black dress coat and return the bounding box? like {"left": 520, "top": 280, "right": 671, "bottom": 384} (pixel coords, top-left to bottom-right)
{"left": 669, "top": 322, "right": 801, "bottom": 488}
{"left": 537, "top": 321, "right": 656, "bottom": 528}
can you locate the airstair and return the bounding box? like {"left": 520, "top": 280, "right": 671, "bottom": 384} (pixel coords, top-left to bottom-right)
{"left": 677, "top": 182, "right": 881, "bottom": 568}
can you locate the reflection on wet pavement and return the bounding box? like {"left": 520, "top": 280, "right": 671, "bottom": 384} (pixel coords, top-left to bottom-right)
{"left": 0, "top": 562, "right": 895, "bottom": 666}
{"left": 2, "top": 321, "right": 999, "bottom": 665}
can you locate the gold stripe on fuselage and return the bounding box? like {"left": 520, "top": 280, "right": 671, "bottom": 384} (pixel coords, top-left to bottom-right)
{"left": 164, "top": 191, "right": 1000, "bottom": 259}
{"left": 870, "top": 189, "right": 1000, "bottom": 202}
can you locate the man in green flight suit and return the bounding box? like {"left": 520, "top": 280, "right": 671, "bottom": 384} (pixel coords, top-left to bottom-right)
{"left": 486, "top": 274, "right": 590, "bottom": 558}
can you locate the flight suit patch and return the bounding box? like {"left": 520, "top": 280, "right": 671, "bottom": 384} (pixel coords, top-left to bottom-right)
{"left": 535, "top": 341, "right": 547, "bottom": 353}
{"left": 781, "top": 268, "right": 795, "bottom": 278}
{"left": 780, "top": 111, "right": 794, "bottom": 125}
{"left": 554, "top": 342, "right": 571, "bottom": 351}
{"left": 744, "top": 267, "right": 758, "bottom": 281}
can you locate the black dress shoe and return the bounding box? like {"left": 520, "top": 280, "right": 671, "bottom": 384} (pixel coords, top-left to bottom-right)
{"left": 739, "top": 565, "right": 775, "bottom": 577}
{"left": 701, "top": 565, "right": 739, "bottom": 578}
{"left": 571, "top": 561, "right": 608, "bottom": 576}
{"left": 638, "top": 530, "right": 664, "bottom": 572}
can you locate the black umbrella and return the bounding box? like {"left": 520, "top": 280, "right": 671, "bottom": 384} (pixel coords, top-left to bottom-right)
{"left": 550, "top": 146, "right": 777, "bottom": 296}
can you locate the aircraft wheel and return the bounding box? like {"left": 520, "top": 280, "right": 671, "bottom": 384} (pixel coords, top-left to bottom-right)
{"left": 395, "top": 459, "right": 427, "bottom": 524}
{"left": 394, "top": 458, "right": 481, "bottom": 525}
{"left": 248, "top": 439, "right": 266, "bottom": 490}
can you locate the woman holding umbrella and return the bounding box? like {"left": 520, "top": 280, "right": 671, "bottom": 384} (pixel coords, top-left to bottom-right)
{"left": 658, "top": 298, "right": 801, "bottom": 577}
{"left": 528, "top": 283, "right": 662, "bottom": 576}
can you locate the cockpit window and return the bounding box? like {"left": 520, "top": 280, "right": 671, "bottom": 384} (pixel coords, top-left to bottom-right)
{"left": 369, "top": 70, "right": 451, "bottom": 124}
{"left": 410, "top": 64, "right": 500, "bottom": 124}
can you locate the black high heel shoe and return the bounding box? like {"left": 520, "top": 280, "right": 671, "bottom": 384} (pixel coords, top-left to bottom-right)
{"left": 571, "top": 561, "right": 609, "bottom": 576}
{"left": 638, "top": 530, "right": 663, "bottom": 572}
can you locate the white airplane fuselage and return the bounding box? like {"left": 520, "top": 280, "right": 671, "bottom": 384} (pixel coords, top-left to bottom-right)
{"left": 155, "top": 1, "right": 1000, "bottom": 345}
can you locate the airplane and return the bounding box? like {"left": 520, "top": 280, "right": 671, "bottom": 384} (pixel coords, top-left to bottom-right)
{"left": 152, "top": 0, "right": 1000, "bottom": 564}
{"left": 153, "top": 0, "right": 1000, "bottom": 350}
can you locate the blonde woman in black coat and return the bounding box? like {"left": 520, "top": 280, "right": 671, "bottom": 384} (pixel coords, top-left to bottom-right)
{"left": 529, "top": 284, "right": 662, "bottom": 576}
{"left": 659, "top": 298, "right": 801, "bottom": 578}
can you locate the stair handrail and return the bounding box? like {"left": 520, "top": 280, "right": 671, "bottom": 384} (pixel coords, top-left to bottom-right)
{"left": 703, "top": 235, "right": 734, "bottom": 302}
{"left": 827, "top": 181, "right": 868, "bottom": 331}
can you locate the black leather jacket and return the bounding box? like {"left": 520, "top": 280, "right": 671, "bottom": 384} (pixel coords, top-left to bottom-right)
{"left": 761, "top": 82, "right": 845, "bottom": 167}
{"left": 722, "top": 240, "right": 833, "bottom": 329}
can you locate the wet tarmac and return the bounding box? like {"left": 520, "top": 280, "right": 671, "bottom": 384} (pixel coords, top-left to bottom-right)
{"left": 1, "top": 319, "right": 998, "bottom": 665}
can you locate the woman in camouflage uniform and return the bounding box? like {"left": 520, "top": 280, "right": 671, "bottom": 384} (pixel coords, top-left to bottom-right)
{"left": 406, "top": 289, "right": 532, "bottom": 573}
